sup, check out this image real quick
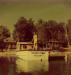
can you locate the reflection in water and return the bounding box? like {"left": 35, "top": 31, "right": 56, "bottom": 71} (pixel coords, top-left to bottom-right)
{"left": 0, "top": 57, "right": 16, "bottom": 75}
{"left": 48, "top": 58, "right": 71, "bottom": 75}
{"left": 0, "top": 57, "right": 9, "bottom": 75}
{"left": 16, "top": 51, "right": 49, "bottom": 74}
{"left": 16, "top": 60, "right": 48, "bottom": 73}
{"left": 48, "top": 60, "right": 65, "bottom": 75}
{"left": 16, "top": 56, "right": 71, "bottom": 75}
{"left": 0, "top": 55, "right": 71, "bottom": 75}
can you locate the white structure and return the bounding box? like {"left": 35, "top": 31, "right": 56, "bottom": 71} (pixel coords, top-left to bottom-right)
{"left": 16, "top": 32, "right": 38, "bottom": 51}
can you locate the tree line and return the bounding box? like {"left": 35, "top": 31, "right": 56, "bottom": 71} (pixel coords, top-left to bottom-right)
{"left": 0, "top": 17, "right": 71, "bottom": 50}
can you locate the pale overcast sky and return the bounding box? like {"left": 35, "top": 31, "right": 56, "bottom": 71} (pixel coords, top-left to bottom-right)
{"left": 0, "top": 0, "right": 71, "bottom": 32}
{"left": 0, "top": 0, "right": 71, "bottom": 4}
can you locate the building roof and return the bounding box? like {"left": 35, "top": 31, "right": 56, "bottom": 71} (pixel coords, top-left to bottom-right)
{"left": 4, "top": 37, "right": 16, "bottom": 43}
{"left": 17, "top": 42, "right": 33, "bottom": 45}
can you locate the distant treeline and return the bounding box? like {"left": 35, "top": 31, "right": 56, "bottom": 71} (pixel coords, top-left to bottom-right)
{"left": 0, "top": 17, "right": 71, "bottom": 49}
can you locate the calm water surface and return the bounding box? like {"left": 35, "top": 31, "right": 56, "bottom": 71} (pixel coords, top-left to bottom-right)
{"left": 0, "top": 57, "right": 71, "bottom": 75}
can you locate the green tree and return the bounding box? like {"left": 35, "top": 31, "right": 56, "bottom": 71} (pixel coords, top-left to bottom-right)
{"left": 67, "top": 19, "right": 71, "bottom": 45}
{"left": 45, "top": 20, "right": 58, "bottom": 41}
{"left": 36, "top": 19, "right": 46, "bottom": 42}
{"left": 13, "top": 17, "right": 36, "bottom": 42}
{"left": 0, "top": 25, "right": 10, "bottom": 50}
{"left": 36, "top": 19, "right": 47, "bottom": 47}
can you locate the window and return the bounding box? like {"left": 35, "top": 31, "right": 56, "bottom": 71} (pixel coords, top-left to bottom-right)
{"left": 23, "top": 45, "right": 27, "bottom": 49}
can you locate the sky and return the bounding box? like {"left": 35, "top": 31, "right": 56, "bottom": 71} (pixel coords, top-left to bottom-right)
{"left": 0, "top": 0, "right": 71, "bottom": 3}
{"left": 0, "top": 0, "right": 71, "bottom": 32}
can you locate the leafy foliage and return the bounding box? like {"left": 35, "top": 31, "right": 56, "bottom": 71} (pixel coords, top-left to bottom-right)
{"left": 13, "top": 17, "right": 36, "bottom": 42}
{"left": 0, "top": 25, "right": 10, "bottom": 50}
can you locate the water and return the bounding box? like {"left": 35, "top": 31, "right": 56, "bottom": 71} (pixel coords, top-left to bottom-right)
{"left": 48, "top": 60, "right": 65, "bottom": 75}
{"left": 0, "top": 54, "right": 71, "bottom": 75}
{"left": 0, "top": 57, "right": 16, "bottom": 75}
{"left": 16, "top": 51, "right": 49, "bottom": 73}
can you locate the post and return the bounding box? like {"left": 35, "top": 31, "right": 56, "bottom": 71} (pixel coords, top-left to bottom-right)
{"left": 16, "top": 42, "right": 20, "bottom": 51}
{"left": 33, "top": 32, "right": 38, "bottom": 50}
{"left": 64, "top": 52, "right": 68, "bottom": 63}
